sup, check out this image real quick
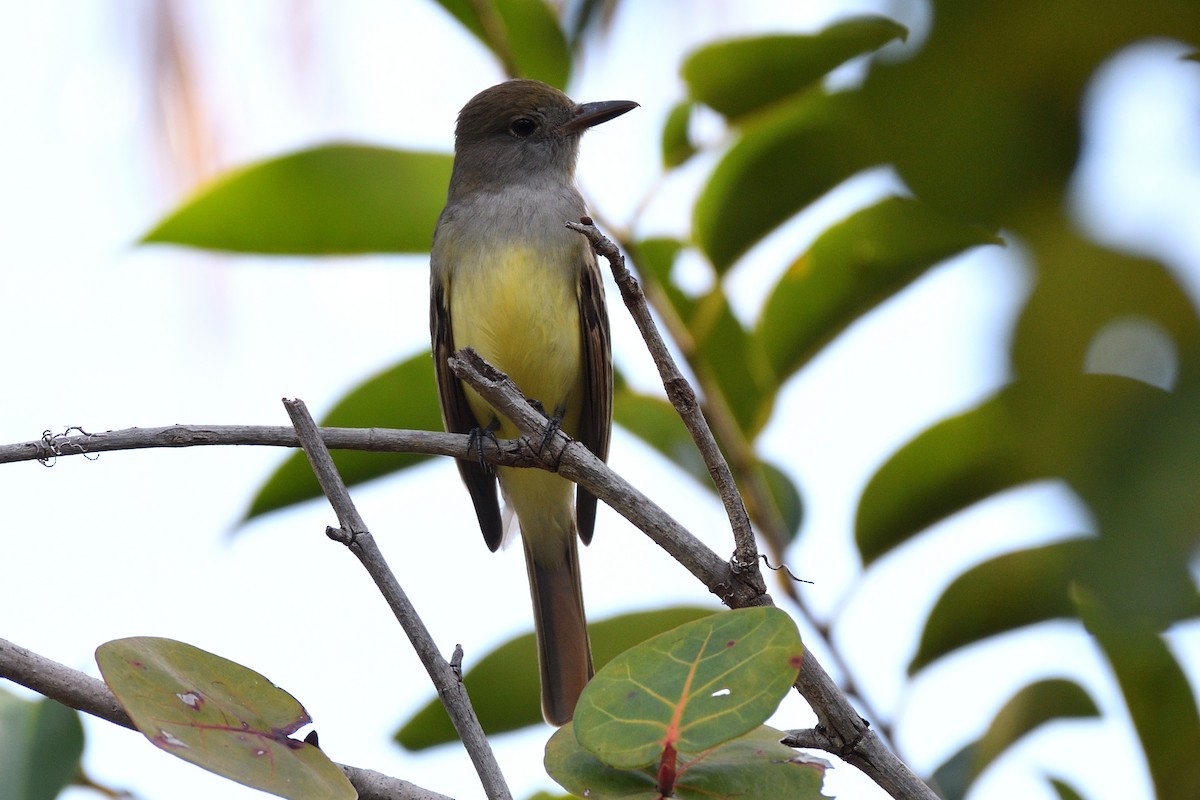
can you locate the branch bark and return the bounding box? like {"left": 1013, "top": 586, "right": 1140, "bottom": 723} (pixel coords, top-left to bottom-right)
{"left": 283, "top": 398, "right": 511, "bottom": 800}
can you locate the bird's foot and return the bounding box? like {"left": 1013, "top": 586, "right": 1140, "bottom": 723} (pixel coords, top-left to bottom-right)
{"left": 467, "top": 418, "right": 501, "bottom": 470}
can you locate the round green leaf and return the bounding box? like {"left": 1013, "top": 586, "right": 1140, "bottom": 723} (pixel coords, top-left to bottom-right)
{"left": 573, "top": 607, "right": 802, "bottom": 769}
{"left": 243, "top": 351, "right": 442, "bottom": 522}
{"left": 396, "top": 607, "right": 717, "bottom": 749}
{"left": 143, "top": 144, "right": 452, "bottom": 254}
{"left": 683, "top": 17, "right": 907, "bottom": 120}
{"left": 546, "top": 724, "right": 829, "bottom": 800}
{"left": 96, "top": 637, "right": 353, "bottom": 800}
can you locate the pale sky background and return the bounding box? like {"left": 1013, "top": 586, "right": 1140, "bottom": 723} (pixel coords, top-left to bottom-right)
{"left": 1, "top": 2, "right": 1198, "bottom": 800}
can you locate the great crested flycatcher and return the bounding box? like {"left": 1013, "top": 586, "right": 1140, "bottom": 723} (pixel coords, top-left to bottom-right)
{"left": 430, "top": 80, "right": 636, "bottom": 725}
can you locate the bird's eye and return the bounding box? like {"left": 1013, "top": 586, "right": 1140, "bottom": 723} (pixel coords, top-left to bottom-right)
{"left": 510, "top": 117, "right": 537, "bottom": 137}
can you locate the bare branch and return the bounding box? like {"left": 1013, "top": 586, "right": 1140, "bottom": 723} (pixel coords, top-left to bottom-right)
{"left": 566, "top": 219, "right": 765, "bottom": 590}
{"left": 283, "top": 398, "right": 512, "bottom": 800}
{"left": 0, "top": 637, "right": 453, "bottom": 800}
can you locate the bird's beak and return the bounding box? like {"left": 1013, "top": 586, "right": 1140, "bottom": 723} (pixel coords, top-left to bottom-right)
{"left": 562, "top": 99, "right": 639, "bottom": 132}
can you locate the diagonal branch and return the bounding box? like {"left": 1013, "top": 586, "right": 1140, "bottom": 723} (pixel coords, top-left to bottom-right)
{"left": 567, "top": 219, "right": 764, "bottom": 593}
{"left": 282, "top": 398, "right": 512, "bottom": 800}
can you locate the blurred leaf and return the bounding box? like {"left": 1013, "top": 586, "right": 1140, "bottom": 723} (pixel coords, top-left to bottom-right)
{"left": 661, "top": 101, "right": 697, "bottom": 167}
{"left": 1081, "top": 602, "right": 1200, "bottom": 799}
{"left": 96, "top": 638, "right": 353, "bottom": 800}
{"left": 0, "top": 689, "right": 84, "bottom": 800}
{"left": 974, "top": 680, "right": 1099, "bottom": 778}
{"left": 929, "top": 680, "right": 1098, "bottom": 799}
{"left": 614, "top": 389, "right": 706, "bottom": 484}
{"left": 1070, "top": 378, "right": 1200, "bottom": 630}
{"left": 1046, "top": 778, "right": 1087, "bottom": 800}
{"left": 432, "top": 0, "right": 570, "bottom": 87}
{"left": 683, "top": 16, "right": 906, "bottom": 120}
{"left": 855, "top": 388, "right": 1033, "bottom": 565}
{"left": 574, "top": 607, "right": 802, "bottom": 769}
{"left": 756, "top": 196, "right": 1000, "bottom": 385}
{"left": 396, "top": 607, "right": 717, "bottom": 749}
{"left": 243, "top": 352, "right": 442, "bottom": 522}
{"left": 627, "top": 237, "right": 697, "bottom": 324}
{"left": 857, "top": 375, "right": 1172, "bottom": 565}
{"left": 912, "top": 541, "right": 1091, "bottom": 673}
{"left": 144, "top": 145, "right": 451, "bottom": 254}
{"left": 755, "top": 461, "right": 803, "bottom": 544}
{"left": 1012, "top": 223, "right": 1200, "bottom": 389}
{"left": 857, "top": 0, "right": 1200, "bottom": 225}
{"left": 694, "top": 91, "right": 875, "bottom": 273}
{"left": 546, "top": 724, "right": 830, "bottom": 800}
{"left": 688, "top": 286, "right": 775, "bottom": 435}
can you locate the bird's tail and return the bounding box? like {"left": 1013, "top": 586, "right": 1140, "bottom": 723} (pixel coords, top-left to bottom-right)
{"left": 523, "top": 533, "right": 593, "bottom": 725}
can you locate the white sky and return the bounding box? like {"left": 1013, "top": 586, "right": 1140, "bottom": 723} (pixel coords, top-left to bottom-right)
{"left": 1, "top": 3, "right": 1198, "bottom": 800}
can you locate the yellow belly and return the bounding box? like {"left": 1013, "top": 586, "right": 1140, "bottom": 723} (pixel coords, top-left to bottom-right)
{"left": 449, "top": 244, "right": 583, "bottom": 441}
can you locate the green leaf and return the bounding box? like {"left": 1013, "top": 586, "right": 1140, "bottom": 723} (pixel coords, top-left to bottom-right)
{"left": 0, "top": 689, "right": 85, "bottom": 800}
{"left": 683, "top": 16, "right": 907, "bottom": 120}
{"left": 628, "top": 238, "right": 693, "bottom": 319}
{"left": 573, "top": 607, "right": 802, "bottom": 769}
{"left": 687, "top": 285, "right": 774, "bottom": 435}
{"left": 855, "top": 388, "right": 1033, "bottom": 565}
{"left": 244, "top": 352, "right": 442, "bottom": 522}
{"left": 546, "top": 724, "right": 829, "bottom": 800}
{"left": 975, "top": 680, "right": 1099, "bottom": 778}
{"left": 396, "top": 607, "right": 717, "bottom": 749}
{"left": 929, "top": 680, "right": 1098, "bottom": 799}
{"left": 1046, "top": 777, "right": 1087, "bottom": 800}
{"left": 912, "top": 541, "right": 1092, "bottom": 673}
{"left": 693, "top": 91, "right": 875, "bottom": 273}
{"left": 96, "top": 638, "right": 354, "bottom": 800}
{"left": 854, "top": 1, "right": 1200, "bottom": 225}
{"left": 431, "top": 0, "right": 570, "bottom": 87}
{"left": 1079, "top": 602, "right": 1200, "bottom": 799}
{"left": 858, "top": 374, "right": 1169, "bottom": 565}
{"left": 613, "top": 389, "right": 707, "bottom": 485}
{"left": 756, "top": 196, "right": 1001, "bottom": 384}
{"left": 661, "top": 101, "right": 697, "bottom": 168}
{"left": 143, "top": 144, "right": 452, "bottom": 254}
{"left": 756, "top": 461, "right": 804, "bottom": 544}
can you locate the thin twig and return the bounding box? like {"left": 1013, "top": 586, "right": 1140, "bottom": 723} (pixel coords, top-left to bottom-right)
{"left": 0, "top": 637, "right": 454, "bottom": 800}
{"left": 567, "top": 219, "right": 765, "bottom": 590}
{"left": 282, "top": 398, "right": 512, "bottom": 800}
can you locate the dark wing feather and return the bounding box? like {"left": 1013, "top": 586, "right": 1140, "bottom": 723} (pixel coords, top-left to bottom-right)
{"left": 430, "top": 275, "right": 504, "bottom": 550}
{"left": 574, "top": 250, "right": 612, "bottom": 545}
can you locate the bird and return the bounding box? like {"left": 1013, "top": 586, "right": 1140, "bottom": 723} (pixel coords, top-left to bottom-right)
{"left": 429, "top": 79, "right": 637, "bottom": 725}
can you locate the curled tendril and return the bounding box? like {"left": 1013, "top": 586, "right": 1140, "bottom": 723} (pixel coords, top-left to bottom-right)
{"left": 38, "top": 426, "right": 99, "bottom": 466}
{"left": 761, "top": 554, "right": 814, "bottom": 585}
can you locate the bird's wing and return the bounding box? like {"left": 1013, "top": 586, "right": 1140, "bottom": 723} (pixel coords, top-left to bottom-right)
{"left": 574, "top": 250, "right": 612, "bottom": 546}
{"left": 430, "top": 273, "right": 504, "bottom": 551}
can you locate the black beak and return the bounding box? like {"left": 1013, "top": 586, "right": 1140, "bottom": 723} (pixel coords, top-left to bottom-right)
{"left": 562, "top": 99, "right": 639, "bottom": 133}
